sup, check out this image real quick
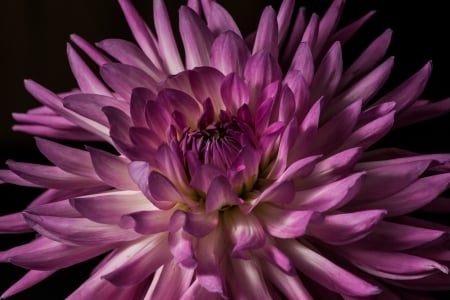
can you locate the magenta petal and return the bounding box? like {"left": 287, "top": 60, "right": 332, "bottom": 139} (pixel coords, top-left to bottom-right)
{"left": 359, "top": 221, "right": 446, "bottom": 251}
{"left": 255, "top": 204, "right": 316, "bottom": 238}
{"left": 121, "top": 209, "right": 171, "bottom": 234}
{"left": 229, "top": 259, "right": 272, "bottom": 299}
{"left": 316, "top": 0, "right": 345, "bottom": 54}
{"left": 190, "top": 164, "right": 224, "bottom": 194}
{"left": 211, "top": 32, "right": 251, "bottom": 76}
{"left": 1, "top": 237, "right": 111, "bottom": 270}
{"left": 263, "top": 261, "right": 313, "bottom": 300}
{"left": 289, "top": 43, "right": 314, "bottom": 85}
{"left": 277, "top": 0, "right": 295, "bottom": 44}
{"left": 118, "top": 0, "right": 162, "bottom": 68}
{"left": 146, "top": 260, "right": 194, "bottom": 299}
{"left": 67, "top": 44, "right": 111, "bottom": 96}
{"left": 280, "top": 240, "right": 381, "bottom": 297}
{"left": 6, "top": 160, "right": 104, "bottom": 190}
{"left": 220, "top": 73, "right": 250, "bottom": 113}
{"left": 102, "top": 234, "right": 171, "bottom": 286}
{"left": 225, "top": 211, "right": 265, "bottom": 258}
{"left": 148, "top": 171, "right": 182, "bottom": 209}
{"left": 206, "top": 2, "right": 241, "bottom": 37}
{"left": 340, "top": 29, "right": 393, "bottom": 88}
{"left": 23, "top": 213, "right": 141, "bottom": 246}
{"left": 170, "top": 210, "right": 218, "bottom": 238}
{"left": 88, "top": 147, "right": 138, "bottom": 190}
{"left": 179, "top": 6, "right": 214, "bottom": 69}
{"left": 340, "top": 247, "right": 448, "bottom": 280}
{"left": 70, "top": 34, "right": 110, "bottom": 66}
{"left": 35, "top": 137, "right": 97, "bottom": 178}
{"left": 205, "top": 176, "right": 241, "bottom": 213}
{"left": 168, "top": 228, "right": 197, "bottom": 269}
{"left": 96, "top": 38, "right": 164, "bottom": 81}
{"left": 153, "top": 0, "right": 184, "bottom": 74}
{"left": 308, "top": 209, "right": 386, "bottom": 245}
{"left": 0, "top": 213, "right": 30, "bottom": 233}
{"left": 330, "top": 10, "right": 376, "bottom": 45}
{"left": 1, "top": 270, "right": 56, "bottom": 299}
{"left": 311, "top": 42, "right": 343, "bottom": 100}
{"left": 292, "top": 172, "right": 365, "bottom": 211}
{"left": 71, "top": 190, "right": 153, "bottom": 225}
{"left": 253, "top": 6, "right": 278, "bottom": 58}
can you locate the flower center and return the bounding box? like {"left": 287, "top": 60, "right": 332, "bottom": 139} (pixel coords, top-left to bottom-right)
{"left": 181, "top": 119, "right": 252, "bottom": 172}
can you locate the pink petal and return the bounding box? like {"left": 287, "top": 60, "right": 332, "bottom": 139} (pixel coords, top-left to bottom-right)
{"left": 225, "top": 211, "right": 265, "bottom": 258}
{"left": 210, "top": 32, "right": 251, "bottom": 76}
{"left": 292, "top": 172, "right": 365, "bottom": 211}
{"left": 88, "top": 147, "right": 138, "bottom": 190}
{"left": 118, "top": 0, "right": 162, "bottom": 68}
{"left": 179, "top": 6, "right": 214, "bottom": 69}
{"left": 102, "top": 234, "right": 171, "bottom": 286}
{"left": 148, "top": 171, "right": 183, "bottom": 209}
{"left": 35, "top": 137, "right": 97, "bottom": 178}
{"left": 6, "top": 160, "right": 104, "bottom": 190}
{"left": 282, "top": 7, "right": 306, "bottom": 66}
{"left": 71, "top": 190, "right": 153, "bottom": 225}
{"left": 315, "top": 0, "right": 345, "bottom": 55}
{"left": 330, "top": 11, "right": 376, "bottom": 45}
{"left": 308, "top": 209, "right": 386, "bottom": 245}
{"left": 301, "top": 14, "right": 319, "bottom": 55}
{"left": 205, "top": 176, "right": 241, "bottom": 213}
{"left": 0, "top": 213, "right": 30, "bottom": 233}
{"left": 70, "top": 34, "right": 111, "bottom": 66}
{"left": 121, "top": 209, "right": 172, "bottom": 235}
{"left": 229, "top": 258, "right": 272, "bottom": 299}
{"left": 206, "top": 2, "right": 241, "bottom": 37}
{"left": 220, "top": 73, "right": 250, "bottom": 113}
{"left": 1, "top": 237, "right": 111, "bottom": 270}
{"left": 340, "top": 29, "right": 393, "bottom": 89}
{"left": 255, "top": 204, "right": 316, "bottom": 238}
{"left": 277, "top": 0, "right": 295, "bottom": 44}
{"left": 100, "top": 63, "right": 158, "bottom": 100}
{"left": 289, "top": 43, "right": 314, "bottom": 85}
{"left": 153, "top": 0, "right": 184, "bottom": 74}
{"left": 311, "top": 42, "right": 343, "bottom": 101}
{"left": 96, "top": 38, "right": 165, "bottom": 81}
{"left": 67, "top": 44, "right": 111, "bottom": 96}
{"left": 253, "top": 6, "right": 278, "bottom": 58}
{"left": 23, "top": 213, "right": 141, "bottom": 246}
{"left": 280, "top": 240, "right": 381, "bottom": 297}
{"left": 375, "top": 61, "right": 432, "bottom": 112}
{"left": 1, "top": 270, "right": 56, "bottom": 299}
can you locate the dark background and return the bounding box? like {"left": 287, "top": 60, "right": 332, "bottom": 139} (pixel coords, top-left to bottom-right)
{"left": 1, "top": 0, "right": 450, "bottom": 298}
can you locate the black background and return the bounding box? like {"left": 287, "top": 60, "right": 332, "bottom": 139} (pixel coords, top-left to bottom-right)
{"left": 1, "top": 0, "right": 450, "bottom": 299}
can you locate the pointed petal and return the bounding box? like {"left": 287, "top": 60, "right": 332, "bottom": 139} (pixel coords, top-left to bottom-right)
{"left": 280, "top": 240, "right": 381, "bottom": 297}
{"left": 308, "top": 209, "right": 386, "bottom": 245}
{"left": 153, "top": 0, "right": 184, "bottom": 73}
{"left": 179, "top": 6, "right": 214, "bottom": 69}
{"left": 205, "top": 176, "right": 241, "bottom": 213}
{"left": 1, "top": 270, "right": 56, "bottom": 299}
{"left": 71, "top": 190, "right": 153, "bottom": 225}
{"left": 311, "top": 42, "right": 343, "bottom": 100}
{"left": 220, "top": 73, "right": 250, "bottom": 113}
{"left": 253, "top": 6, "right": 278, "bottom": 58}
{"left": 211, "top": 32, "right": 251, "bottom": 76}
{"left": 206, "top": 2, "right": 241, "bottom": 37}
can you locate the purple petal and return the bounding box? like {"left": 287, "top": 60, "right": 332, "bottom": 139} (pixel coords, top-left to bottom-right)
{"left": 375, "top": 61, "right": 432, "bottom": 112}
{"left": 277, "top": 0, "right": 295, "bottom": 44}
{"left": 292, "top": 172, "right": 365, "bottom": 211}
{"left": 229, "top": 259, "right": 272, "bottom": 299}
{"left": 70, "top": 34, "right": 110, "bottom": 66}
{"left": 315, "top": 0, "right": 345, "bottom": 55}
{"left": 311, "top": 42, "right": 343, "bottom": 101}
{"left": 205, "top": 176, "right": 241, "bottom": 213}
{"left": 96, "top": 38, "right": 165, "bottom": 81}
{"left": 308, "top": 209, "right": 386, "bottom": 245}
{"left": 121, "top": 209, "right": 172, "bottom": 234}
{"left": 1, "top": 270, "right": 56, "bottom": 299}
{"left": 71, "top": 190, "right": 153, "bottom": 225}
{"left": 23, "top": 213, "right": 141, "bottom": 246}
{"left": 6, "top": 160, "right": 104, "bottom": 190}
{"left": 148, "top": 171, "right": 183, "bottom": 209}
{"left": 88, "top": 147, "right": 138, "bottom": 190}
{"left": 210, "top": 32, "right": 251, "bottom": 76}
{"left": 340, "top": 246, "right": 448, "bottom": 280}
{"left": 330, "top": 11, "right": 376, "bottom": 45}
{"left": 35, "top": 137, "right": 97, "bottom": 178}
{"left": 289, "top": 43, "right": 314, "bottom": 85}
{"left": 255, "top": 204, "right": 316, "bottom": 238}
{"left": 102, "top": 234, "right": 171, "bottom": 286}
{"left": 301, "top": 14, "right": 319, "bottom": 54}
{"left": 282, "top": 7, "right": 306, "bottom": 66}
{"left": 118, "top": 0, "right": 163, "bottom": 68}
{"left": 253, "top": 6, "right": 278, "bottom": 58}
{"left": 220, "top": 73, "right": 250, "bottom": 113}
{"left": 225, "top": 211, "right": 265, "bottom": 258}
{"left": 100, "top": 63, "right": 158, "bottom": 100}
{"left": 0, "top": 213, "right": 30, "bottom": 233}
{"left": 206, "top": 2, "right": 241, "bottom": 37}
{"left": 280, "top": 240, "right": 381, "bottom": 297}
{"left": 1, "top": 237, "right": 112, "bottom": 270}
{"left": 179, "top": 6, "right": 214, "bottom": 69}
{"left": 67, "top": 44, "right": 111, "bottom": 96}
{"left": 153, "top": 0, "right": 184, "bottom": 73}
{"left": 340, "top": 29, "right": 393, "bottom": 89}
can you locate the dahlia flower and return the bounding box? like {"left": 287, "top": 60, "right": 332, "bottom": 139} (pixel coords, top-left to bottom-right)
{"left": 2, "top": 0, "right": 450, "bottom": 298}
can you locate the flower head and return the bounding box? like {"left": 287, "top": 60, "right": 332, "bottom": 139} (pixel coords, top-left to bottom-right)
{"left": 2, "top": 0, "right": 450, "bottom": 298}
